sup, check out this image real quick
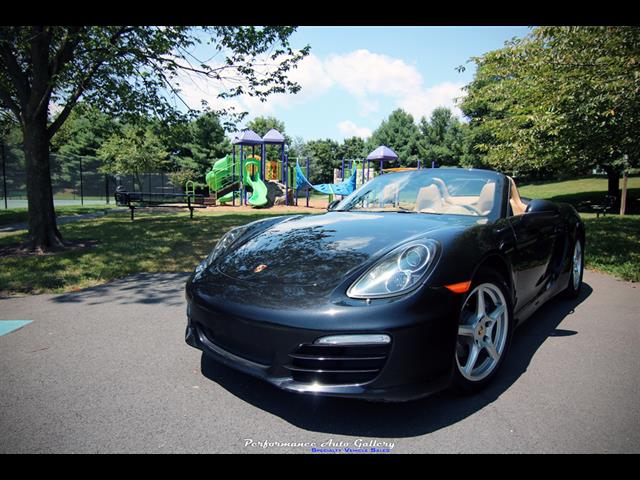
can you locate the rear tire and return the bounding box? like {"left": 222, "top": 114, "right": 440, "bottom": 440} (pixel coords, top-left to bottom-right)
{"left": 562, "top": 237, "right": 584, "bottom": 299}
{"left": 451, "top": 269, "right": 514, "bottom": 394}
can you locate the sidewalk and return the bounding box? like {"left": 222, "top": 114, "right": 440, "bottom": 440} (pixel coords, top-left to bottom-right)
{"left": 0, "top": 209, "right": 127, "bottom": 233}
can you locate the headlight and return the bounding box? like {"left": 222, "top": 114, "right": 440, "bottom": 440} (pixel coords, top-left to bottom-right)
{"left": 347, "top": 239, "right": 439, "bottom": 298}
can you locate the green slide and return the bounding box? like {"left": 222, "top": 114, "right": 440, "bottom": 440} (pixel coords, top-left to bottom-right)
{"left": 243, "top": 157, "right": 268, "bottom": 207}
{"left": 205, "top": 154, "right": 233, "bottom": 191}
{"left": 205, "top": 154, "right": 267, "bottom": 207}
{"left": 217, "top": 191, "right": 239, "bottom": 204}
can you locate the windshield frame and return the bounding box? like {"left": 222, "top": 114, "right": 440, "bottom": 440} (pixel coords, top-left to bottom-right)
{"left": 333, "top": 168, "right": 508, "bottom": 222}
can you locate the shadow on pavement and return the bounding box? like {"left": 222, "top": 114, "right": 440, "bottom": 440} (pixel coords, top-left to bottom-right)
{"left": 200, "top": 283, "right": 593, "bottom": 438}
{"left": 52, "top": 272, "right": 191, "bottom": 307}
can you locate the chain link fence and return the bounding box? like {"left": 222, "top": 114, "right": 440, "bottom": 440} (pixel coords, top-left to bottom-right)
{"left": 1, "top": 143, "right": 180, "bottom": 209}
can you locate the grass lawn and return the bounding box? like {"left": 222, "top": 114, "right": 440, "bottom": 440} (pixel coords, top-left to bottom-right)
{"left": 519, "top": 175, "right": 640, "bottom": 214}
{"left": 581, "top": 213, "right": 640, "bottom": 282}
{"left": 0, "top": 204, "right": 117, "bottom": 227}
{"left": 0, "top": 210, "right": 318, "bottom": 294}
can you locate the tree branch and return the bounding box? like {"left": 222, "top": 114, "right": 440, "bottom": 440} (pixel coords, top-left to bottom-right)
{"left": 47, "top": 27, "right": 132, "bottom": 139}
{"left": 49, "top": 27, "right": 84, "bottom": 78}
{"left": 0, "top": 87, "right": 21, "bottom": 120}
{"left": 0, "top": 40, "right": 30, "bottom": 108}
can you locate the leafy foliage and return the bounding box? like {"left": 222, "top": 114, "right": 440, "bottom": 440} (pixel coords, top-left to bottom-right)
{"left": 369, "top": 109, "right": 421, "bottom": 167}
{"left": 418, "top": 107, "right": 472, "bottom": 167}
{"left": 245, "top": 116, "right": 290, "bottom": 164}
{"left": 303, "top": 139, "right": 341, "bottom": 183}
{"left": 0, "top": 26, "right": 308, "bottom": 248}
{"left": 460, "top": 26, "right": 640, "bottom": 180}
{"left": 339, "top": 137, "right": 369, "bottom": 160}
{"left": 97, "top": 123, "right": 170, "bottom": 190}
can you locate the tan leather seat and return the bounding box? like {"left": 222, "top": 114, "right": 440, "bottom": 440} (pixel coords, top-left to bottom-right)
{"left": 416, "top": 184, "right": 443, "bottom": 212}
{"left": 475, "top": 182, "right": 496, "bottom": 215}
{"left": 507, "top": 176, "right": 527, "bottom": 215}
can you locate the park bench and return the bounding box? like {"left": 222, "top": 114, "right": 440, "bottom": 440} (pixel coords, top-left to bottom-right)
{"left": 114, "top": 188, "right": 206, "bottom": 220}
{"left": 590, "top": 195, "right": 617, "bottom": 218}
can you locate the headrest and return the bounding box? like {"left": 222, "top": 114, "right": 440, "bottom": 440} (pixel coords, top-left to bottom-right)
{"left": 476, "top": 182, "right": 495, "bottom": 215}
{"left": 416, "top": 184, "right": 443, "bottom": 212}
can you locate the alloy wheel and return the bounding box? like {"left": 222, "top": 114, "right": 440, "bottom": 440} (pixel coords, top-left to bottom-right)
{"left": 456, "top": 283, "right": 509, "bottom": 382}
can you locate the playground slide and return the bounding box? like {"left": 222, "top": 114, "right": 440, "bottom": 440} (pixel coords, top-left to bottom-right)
{"left": 217, "top": 191, "right": 238, "bottom": 204}
{"left": 295, "top": 160, "right": 358, "bottom": 196}
{"left": 243, "top": 157, "right": 268, "bottom": 207}
{"left": 206, "top": 154, "right": 233, "bottom": 191}
{"left": 205, "top": 154, "right": 268, "bottom": 207}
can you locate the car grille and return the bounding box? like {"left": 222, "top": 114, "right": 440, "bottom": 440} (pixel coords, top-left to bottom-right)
{"left": 285, "top": 343, "right": 390, "bottom": 385}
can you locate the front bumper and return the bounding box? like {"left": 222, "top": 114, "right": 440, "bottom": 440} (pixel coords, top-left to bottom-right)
{"left": 185, "top": 277, "right": 462, "bottom": 402}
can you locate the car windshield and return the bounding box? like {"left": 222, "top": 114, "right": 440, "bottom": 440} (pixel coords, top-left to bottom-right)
{"left": 334, "top": 169, "right": 500, "bottom": 217}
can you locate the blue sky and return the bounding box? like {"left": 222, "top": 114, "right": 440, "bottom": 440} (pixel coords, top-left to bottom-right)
{"left": 178, "top": 26, "right": 531, "bottom": 142}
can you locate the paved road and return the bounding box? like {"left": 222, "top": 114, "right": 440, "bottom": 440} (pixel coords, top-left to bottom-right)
{"left": 1, "top": 270, "right": 639, "bottom": 453}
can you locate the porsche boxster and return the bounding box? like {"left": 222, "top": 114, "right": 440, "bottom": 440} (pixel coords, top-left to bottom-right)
{"left": 185, "top": 168, "right": 585, "bottom": 401}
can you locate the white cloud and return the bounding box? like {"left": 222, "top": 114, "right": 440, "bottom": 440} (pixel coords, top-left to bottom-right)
{"left": 237, "top": 53, "right": 334, "bottom": 117}
{"left": 325, "top": 50, "right": 423, "bottom": 98}
{"left": 338, "top": 120, "right": 372, "bottom": 139}
{"left": 168, "top": 48, "right": 466, "bottom": 131}
{"left": 398, "top": 81, "right": 466, "bottom": 121}
{"left": 170, "top": 52, "right": 332, "bottom": 119}
{"left": 323, "top": 49, "right": 465, "bottom": 122}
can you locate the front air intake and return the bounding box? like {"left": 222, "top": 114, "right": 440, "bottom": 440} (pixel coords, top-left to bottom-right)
{"left": 284, "top": 343, "right": 390, "bottom": 385}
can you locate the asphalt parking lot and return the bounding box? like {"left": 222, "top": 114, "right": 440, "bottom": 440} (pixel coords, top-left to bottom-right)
{"left": 1, "top": 269, "right": 639, "bottom": 453}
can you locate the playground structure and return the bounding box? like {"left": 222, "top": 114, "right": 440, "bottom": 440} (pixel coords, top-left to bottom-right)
{"left": 204, "top": 129, "right": 301, "bottom": 208}
{"left": 203, "top": 135, "right": 410, "bottom": 209}
{"left": 113, "top": 132, "right": 430, "bottom": 219}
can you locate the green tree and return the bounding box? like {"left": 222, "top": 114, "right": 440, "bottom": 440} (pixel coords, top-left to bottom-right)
{"left": 369, "top": 109, "right": 421, "bottom": 166}
{"left": 245, "top": 116, "right": 291, "bottom": 163}
{"left": 51, "top": 102, "right": 119, "bottom": 158}
{"left": 417, "top": 107, "right": 467, "bottom": 167}
{"left": 339, "top": 136, "right": 369, "bottom": 160}
{"left": 97, "top": 123, "right": 169, "bottom": 190}
{"left": 245, "top": 116, "right": 290, "bottom": 141}
{"left": 304, "top": 139, "right": 340, "bottom": 184}
{"left": 0, "top": 26, "right": 309, "bottom": 250}
{"left": 49, "top": 102, "right": 121, "bottom": 194}
{"left": 460, "top": 26, "right": 640, "bottom": 196}
{"left": 162, "top": 112, "right": 231, "bottom": 188}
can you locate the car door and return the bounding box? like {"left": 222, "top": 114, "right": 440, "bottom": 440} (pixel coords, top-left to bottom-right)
{"left": 508, "top": 208, "right": 561, "bottom": 310}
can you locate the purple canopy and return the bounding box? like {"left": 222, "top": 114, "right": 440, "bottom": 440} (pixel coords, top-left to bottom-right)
{"left": 366, "top": 145, "right": 398, "bottom": 161}
{"left": 233, "top": 129, "right": 263, "bottom": 145}
{"left": 262, "top": 128, "right": 285, "bottom": 144}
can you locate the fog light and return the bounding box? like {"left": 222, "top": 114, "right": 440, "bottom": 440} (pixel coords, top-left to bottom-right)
{"left": 314, "top": 334, "right": 391, "bottom": 345}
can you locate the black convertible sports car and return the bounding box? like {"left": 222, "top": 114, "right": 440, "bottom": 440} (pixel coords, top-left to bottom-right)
{"left": 185, "top": 168, "right": 584, "bottom": 401}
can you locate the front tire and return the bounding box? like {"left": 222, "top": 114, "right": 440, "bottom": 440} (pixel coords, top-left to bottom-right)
{"left": 451, "top": 270, "right": 514, "bottom": 393}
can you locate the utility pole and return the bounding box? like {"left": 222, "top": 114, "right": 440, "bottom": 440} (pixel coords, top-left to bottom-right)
{"left": 620, "top": 170, "right": 628, "bottom": 216}
{"left": 1, "top": 142, "right": 7, "bottom": 209}
{"left": 79, "top": 155, "right": 84, "bottom": 205}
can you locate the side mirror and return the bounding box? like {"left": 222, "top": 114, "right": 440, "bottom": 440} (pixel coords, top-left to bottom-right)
{"left": 525, "top": 199, "right": 559, "bottom": 214}
{"left": 327, "top": 199, "right": 340, "bottom": 211}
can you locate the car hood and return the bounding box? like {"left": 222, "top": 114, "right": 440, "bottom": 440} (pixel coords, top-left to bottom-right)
{"left": 214, "top": 211, "right": 475, "bottom": 287}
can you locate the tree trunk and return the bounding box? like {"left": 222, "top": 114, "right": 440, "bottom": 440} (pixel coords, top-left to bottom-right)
{"left": 23, "top": 110, "right": 64, "bottom": 252}
{"left": 604, "top": 165, "right": 620, "bottom": 198}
